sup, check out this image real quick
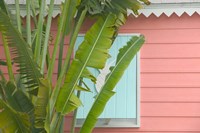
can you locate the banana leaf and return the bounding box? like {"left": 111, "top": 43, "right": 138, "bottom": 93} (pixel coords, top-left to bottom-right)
{"left": 0, "top": 0, "right": 8, "bottom": 15}
{"left": 34, "top": 79, "right": 50, "bottom": 132}
{"left": 0, "top": 60, "right": 7, "bottom": 66}
{"left": 0, "top": 10, "right": 42, "bottom": 95}
{"left": 55, "top": 13, "right": 126, "bottom": 115}
{"left": 0, "top": 100, "right": 31, "bottom": 132}
{"left": 80, "top": 35, "right": 145, "bottom": 133}
{"left": 3, "top": 81, "right": 34, "bottom": 115}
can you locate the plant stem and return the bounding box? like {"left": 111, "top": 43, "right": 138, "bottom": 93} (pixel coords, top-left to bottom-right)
{"left": 50, "top": 8, "right": 87, "bottom": 120}
{"left": 70, "top": 90, "right": 81, "bottom": 133}
{"left": 70, "top": 78, "right": 83, "bottom": 133}
{"left": 2, "top": 35, "right": 15, "bottom": 82}
{"left": 40, "top": 0, "right": 55, "bottom": 74}
{"left": 57, "top": 34, "right": 65, "bottom": 78}
{"left": 34, "top": 0, "right": 46, "bottom": 64}
{"left": 47, "top": 0, "right": 71, "bottom": 81}
{"left": 30, "top": 0, "right": 37, "bottom": 26}
{"left": 15, "top": 0, "right": 21, "bottom": 33}
{"left": 26, "top": 0, "right": 31, "bottom": 45}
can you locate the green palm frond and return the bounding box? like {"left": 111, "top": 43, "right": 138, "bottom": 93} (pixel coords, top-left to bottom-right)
{"left": 0, "top": 99, "right": 31, "bottom": 132}
{"left": 80, "top": 0, "right": 150, "bottom": 15}
{"left": 0, "top": 0, "right": 9, "bottom": 15}
{"left": 55, "top": 13, "right": 126, "bottom": 115}
{"left": 105, "top": 0, "right": 143, "bottom": 15}
{"left": 0, "top": 60, "right": 7, "bottom": 66}
{"left": 80, "top": 35, "right": 145, "bottom": 133}
{"left": 2, "top": 81, "right": 35, "bottom": 129}
{"left": 0, "top": 10, "right": 42, "bottom": 95}
{"left": 34, "top": 79, "right": 50, "bottom": 131}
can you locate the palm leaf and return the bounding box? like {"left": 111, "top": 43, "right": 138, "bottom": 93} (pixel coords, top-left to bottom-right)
{"left": 80, "top": 0, "right": 150, "bottom": 15}
{"left": 0, "top": 0, "right": 8, "bottom": 15}
{"left": 0, "top": 81, "right": 6, "bottom": 101}
{"left": 34, "top": 79, "right": 50, "bottom": 131}
{"left": 80, "top": 35, "right": 145, "bottom": 133}
{"left": 106, "top": 0, "right": 143, "bottom": 15}
{"left": 0, "top": 100, "right": 31, "bottom": 132}
{"left": 0, "top": 60, "right": 7, "bottom": 66}
{"left": 3, "top": 81, "right": 34, "bottom": 117}
{"left": 0, "top": 10, "right": 42, "bottom": 95}
{"left": 55, "top": 13, "right": 126, "bottom": 114}
{"left": 62, "top": 93, "right": 82, "bottom": 114}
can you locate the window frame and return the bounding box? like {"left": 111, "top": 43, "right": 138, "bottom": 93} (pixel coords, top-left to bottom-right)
{"left": 75, "top": 34, "right": 141, "bottom": 128}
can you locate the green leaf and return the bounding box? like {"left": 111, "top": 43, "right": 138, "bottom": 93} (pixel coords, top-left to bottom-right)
{"left": 0, "top": 81, "right": 6, "bottom": 101}
{"left": 55, "top": 13, "right": 125, "bottom": 115}
{"left": 81, "top": 68, "right": 96, "bottom": 83}
{"left": 34, "top": 79, "right": 50, "bottom": 131}
{"left": 76, "top": 85, "right": 91, "bottom": 92}
{"left": 61, "top": 0, "right": 80, "bottom": 35}
{"left": 0, "top": 10, "right": 42, "bottom": 95}
{"left": 139, "top": 0, "right": 151, "bottom": 5}
{"left": 104, "top": 0, "right": 146, "bottom": 15}
{"left": 0, "top": 99, "right": 31, "bottom": 132}
{"left": 62, "top": 93, "right": 82, "bottom": 114}
{"left": 80, "top": 0, "right": 104, "bottom": 15}
{"left": 4, "top": 82, "right": 34, "bottom": 116}
{"left": 2, "top": 81, "right": 34, "bottom": 131}
{"left": 0, "top": 60, "right": 7, "bottom": 66}
{"left": 0, "top": 0, "right": 8, "bottom": 15}
{"left": 80, "top": 35, "right": 145, "bottom": 133}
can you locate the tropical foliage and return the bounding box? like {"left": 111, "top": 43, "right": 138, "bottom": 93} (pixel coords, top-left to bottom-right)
{"left": 0, "top": 0, "right": 149, "bottom": 132}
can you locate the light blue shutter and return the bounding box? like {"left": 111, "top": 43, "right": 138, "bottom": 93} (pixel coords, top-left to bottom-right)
{"left": 75, "top": 35, "right": 137, "bottom": 121}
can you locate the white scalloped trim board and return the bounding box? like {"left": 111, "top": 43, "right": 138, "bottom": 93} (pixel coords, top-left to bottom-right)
{"left": 129, "top": 3, "right": 200, "bottom": 17}
{"left": 6, "top": 2, "right": 200, "bottom": 18}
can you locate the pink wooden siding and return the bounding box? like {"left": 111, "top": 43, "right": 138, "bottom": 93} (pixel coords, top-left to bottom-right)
{"left": 75, "top": 13, "right": 200, "bottom": 132}
{"left": 1, "top": 12, "right": 200, "bottom": 132}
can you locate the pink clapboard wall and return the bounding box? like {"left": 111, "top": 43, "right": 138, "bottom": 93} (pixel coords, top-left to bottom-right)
{"left": 74, "top": 13, "right": 200, "bottom": 133}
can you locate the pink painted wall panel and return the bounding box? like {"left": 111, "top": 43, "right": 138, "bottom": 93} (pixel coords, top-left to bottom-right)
{"left": 141, "top": 103, "right": 200, "bottom": 117}
{"left": 141, "top": 59, "right": 200, "bottom": 72}
{"left": 141, "top": 44, "right": 200, "bottom": 58}
{"left": 141, "top": 88, "right": 200, "bottom": 102}
{"left": 141, "top": 73, "right": 200, "bottom": 87}
{"left": 87, "top": 13, "right": 200, "bottom": 132}
{"left": 121, "top": 29, "right": 200, "bottom": 44}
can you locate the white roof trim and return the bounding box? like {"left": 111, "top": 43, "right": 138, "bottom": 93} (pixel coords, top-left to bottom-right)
{"left": 128, "top": 3, "right": 200, "bottom": 17}
{"left": 7, "top": 3, "right": 200, "bottom": 18}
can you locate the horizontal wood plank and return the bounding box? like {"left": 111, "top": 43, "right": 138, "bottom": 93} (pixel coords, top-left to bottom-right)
{"left": 141, "top": 59, "right": 200, "bottom": 72}
{"left": 120, "top": 29, "right": 200, "bottom": 44}
{"left": 141, "top": 88, "right": 200, "bottom": 102}
{"left": 141, "top": 103, "right": 200, "bottom": 117}
{"left": 141, "top": 44, "right": 200, "bottom": 58}
{"left": 141, "top": 73, "right": 200, "bottom": 87}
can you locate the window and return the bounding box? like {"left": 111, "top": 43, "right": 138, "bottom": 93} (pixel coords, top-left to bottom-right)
{"left": 75, "top": 34, "right": 140, "bottom": 127}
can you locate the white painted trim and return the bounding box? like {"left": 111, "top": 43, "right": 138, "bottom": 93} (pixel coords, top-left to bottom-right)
{"left": 75, "top": 33, "right": 141, "bottom": 128}
{"left": 129, "top": 3, "right": 200, "bottom": 17}
{"left": 7, "top": 3, "right": 200, "bottom": 18}
{"left": 136, "top": 52, "right": 141, "bottom": 128}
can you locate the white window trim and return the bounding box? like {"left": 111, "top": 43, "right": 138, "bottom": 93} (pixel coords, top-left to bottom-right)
{"left": 75, "top": 33, "right": 141, "bottom": 128}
